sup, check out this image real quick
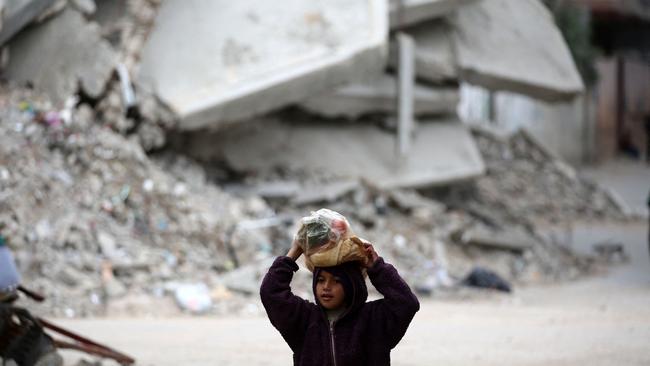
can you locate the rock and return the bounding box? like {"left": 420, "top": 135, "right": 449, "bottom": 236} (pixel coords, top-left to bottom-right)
{"left": 220, "top": 259, "right": 273, "bottom": 295}
{"left": 103, "top": 278, "right": 127, "bottom": 299}
{"left": 71, "top": 0, "right": 96, "bottom": 15}
{"left": 0, "top": 0, "right": 59, "bottom": 45}
{"left": 293, "top": 180, "right": 359, "bottom": 206}
{"left": 5, "top": 8, "right": 117, "bottom": 104}
{"left": 56, "top": 267, "right": 85, "bottom": 287}
{"left": 450, "top": 0, "right": 584, "bottom": 101}
{"left": 97, "top": 231, "right": 117, "bottom": 259}
{"left": 254, "top": 181, "right": 301, "bottom": 200}
{"left": 460, "top": 225, "right": 535, "bottom": 252}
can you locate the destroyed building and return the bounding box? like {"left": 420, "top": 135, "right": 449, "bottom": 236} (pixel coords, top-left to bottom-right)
{"left": 0, "top": 0, "right": 629, "bottom": 318}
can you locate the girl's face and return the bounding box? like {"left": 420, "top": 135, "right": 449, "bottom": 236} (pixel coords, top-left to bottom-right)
{"left": 316, "top": 270, "right": 346, "bottom": 310}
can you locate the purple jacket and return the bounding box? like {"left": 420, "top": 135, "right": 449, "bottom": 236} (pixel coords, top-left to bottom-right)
{"left": 260, "top": 256, "right": 419, "bottom": 366}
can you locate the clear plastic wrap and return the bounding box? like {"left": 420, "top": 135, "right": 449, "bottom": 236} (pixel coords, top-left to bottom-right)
{"left": 292, "top": 208, "right": 368, "bottom": 271}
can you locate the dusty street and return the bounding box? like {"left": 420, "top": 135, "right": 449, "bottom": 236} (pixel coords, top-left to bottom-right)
{"left": 54, "top": 220, "right": 650, "bottom": 366}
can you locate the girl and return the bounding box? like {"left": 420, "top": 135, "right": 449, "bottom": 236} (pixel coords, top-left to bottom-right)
{"left": 260, "top": 240, "right": 419, "bottom": 365}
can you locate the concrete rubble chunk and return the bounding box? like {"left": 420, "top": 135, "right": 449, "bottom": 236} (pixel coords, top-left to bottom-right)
{"left": 389, "top": 189, "right": 446, "bottom": 213}
{"left": 389, "top": 0, "right": 477, "bottom": 28}
{"left": 301, "top": 74, "right": 459, "bottom": 119}
{"left": 293, "top": 180, "right": 359, "bottom": 206}
{"left": 208, "top": 118, "right": 485, "bottom": 189}
{"left": 5, "top": 8, "right": 117, "bottom": 104}
{"left": 71, "top": 0, "right": 96, "bottom": 15}
{"left": 450, "top": 0, "right": 584, "bottom": 101}
{"left": 389, "top": 19, "right": 458, "bottom": 82}
{"left": 254, "top": 181, "right": 301, "bottom": 200}
{"left": 0, "top": 0, "right": 58, "bottom": 45}
{"left": 461, "top": 226, "right": 535, "bottom": 252}
{"left": 136, "top": 0, "right": 388, "bottom": 130}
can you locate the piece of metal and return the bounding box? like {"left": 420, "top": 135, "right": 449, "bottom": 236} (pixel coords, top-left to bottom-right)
{"left": 17, "top": 285, "right": 45, "bottom": 302}
{"left": 39, "top": 318, "right": 135, "bottom": 365}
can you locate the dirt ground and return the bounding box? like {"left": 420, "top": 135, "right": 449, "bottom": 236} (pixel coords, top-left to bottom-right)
{"left": 56, "top": 220, "right": 650, "bottom": 366}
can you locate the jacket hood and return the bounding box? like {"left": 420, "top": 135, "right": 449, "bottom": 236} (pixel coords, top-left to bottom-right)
{"left": 312, "top": 261, "right": 368, "bottom": 317}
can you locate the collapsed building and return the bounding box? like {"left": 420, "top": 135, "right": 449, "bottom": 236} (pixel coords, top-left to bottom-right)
{"left": 0, "top": 0, "right": 627, "bottom": 318}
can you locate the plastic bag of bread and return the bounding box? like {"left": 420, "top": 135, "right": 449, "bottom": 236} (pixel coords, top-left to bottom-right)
{"left": 293, "top": 208, "right": 368, "bottom": 271}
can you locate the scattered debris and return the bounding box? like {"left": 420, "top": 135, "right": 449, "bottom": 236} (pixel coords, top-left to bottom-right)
{"left": 461, "top": 266, "right": 512, "bottom": 292}
{"left": 593, "top": 241, "right": 628, "bottom": 263}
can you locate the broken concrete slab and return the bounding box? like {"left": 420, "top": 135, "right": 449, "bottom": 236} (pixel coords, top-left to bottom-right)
{"left": 389, "top": 0, "right": 476, "bottom": 28}
{"left": 136, "top": 0, "right": 388, "bottom": 130}
{"left": 460, "top": 226, "right": 535, "bottom": 252}
{"left": 254, "top": 181, "right": 301, "bottom": 200}
{"left": 293, "top": 180, "right": 360, "bottom": 206}
{"left": 0, "top": 0, "right": 58, "bottom": 45}
{"left": 449, "top": 0, "right": 584, "bottom": 102}
{"left": 4, "top": 8, "right": 117, "bottom": 104}
{"left": 301, "top": 74, "right": 459, "bottom": 119}
{"left": 388, "top": 189, "right": 446, "bottom": 214}
{"left": 389, "top": 19, "right": 458, "bottom": 83}
{"left": 70, "top": 0, "right": 96, "bottom": 15}
{"left": 187, "top": 118, "right": 485, "bottom": 189}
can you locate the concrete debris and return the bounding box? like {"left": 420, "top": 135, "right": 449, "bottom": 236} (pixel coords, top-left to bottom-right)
{"left": 449, "top": 0, "right": 584, "bottom": 101}
{"left": 71, "top": 0, "right": 96, "bottom": 16}
{"left": 388, "top": 189, "right": 446, "bottom": 214}
{"left": 0, "top": 86, "right": 272, "bottom": 317}
{"left": 389, "top": 19, "right": 458, "bottom": 83}
{"left": 293, "top": 180, "right": 360, "bottom": 206}
{"left": 467, "top": 127, "right": 625, "bottom": 226}
{"left": 34, "top": 0, "right": 66, "bottom": 23}
{"left": 5, "top": 8, "right": 117, "bottom": 104}
{"left": 389, "top": 0, "right": 477, "bottom": 28}
{"left": 193, "top": 118, "right": 485, "bottom": 189}
{"left": 0, "top": 0, "right": 629, "bottom": 319}
{"left": 0, "top": 0, "right": 58, "bottom": 45}
{"left": 254, "top": 181, "right": 301, "bottom": 200}
{"left": 460, "top": 225, "right": 535, "bottom": 252}
{"left": 136, "top": 0, "right": 388, "bottom": 130}
{"left": 301, "top": 74, "right": 459, "bottom": 119}
{"left": 0, "top": 84, "right": 625, "bottom": 317}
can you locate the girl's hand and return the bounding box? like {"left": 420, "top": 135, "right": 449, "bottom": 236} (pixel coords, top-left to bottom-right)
{"left": 363, "top": 242, "right": 379, "bottom": 268}
{"left": 287, "top": 241, "right": 303, "bottom": 261}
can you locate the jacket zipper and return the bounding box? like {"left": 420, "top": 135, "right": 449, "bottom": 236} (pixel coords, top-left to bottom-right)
{"left": 329, "top": 321, "right": 338, "bottom": 366}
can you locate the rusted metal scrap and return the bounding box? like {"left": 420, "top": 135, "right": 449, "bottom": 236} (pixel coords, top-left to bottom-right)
{"left": 1, "top": 286, "right": 135, "bottom": 365}
{"left": 40, "top": 317, "right": 135, "bottom": 365}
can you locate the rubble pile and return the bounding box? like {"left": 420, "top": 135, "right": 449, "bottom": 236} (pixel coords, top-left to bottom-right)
{"left": 0, "top": 83, "right": 625, "bottom": 318}
{"left": 466, "top": 127, "right": 625, "bottom": 226}
{"left": 0, "top": 0, "right": 628, "bottom": 321}
{"left": 0, "top": 86, "right": 273, "bottom": 317}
